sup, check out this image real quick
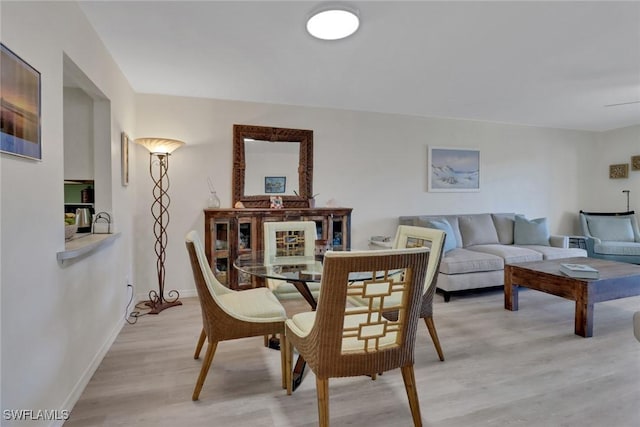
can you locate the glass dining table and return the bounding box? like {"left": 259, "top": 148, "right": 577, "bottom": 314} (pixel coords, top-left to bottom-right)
{"left": 235, "top": 251, "right": 324, "bottom": 309}
{"left": 234, "top": 251, "right": 402, "bottom": 390}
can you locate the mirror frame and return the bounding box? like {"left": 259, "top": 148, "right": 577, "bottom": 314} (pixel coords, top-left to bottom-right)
{"left": 233, "top": 124, "right": 313, "bottom": 208}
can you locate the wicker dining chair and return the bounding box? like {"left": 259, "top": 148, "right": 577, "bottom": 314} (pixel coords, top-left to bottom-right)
{"left": 185, "top": 231, "right": 288, "bottom": 400}
{"left": 263, "top": 221, "right": 320, "bottom": 300}
{"left": 285, "top": 247, "right": 431, "bottom": 426}
{"left": 349, "top": 225, "right": 446, "bottom": 361}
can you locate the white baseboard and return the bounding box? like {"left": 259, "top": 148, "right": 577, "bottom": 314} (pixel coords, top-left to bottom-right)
{"left": 55, "top": 318, "right": 125, "bottom": 427}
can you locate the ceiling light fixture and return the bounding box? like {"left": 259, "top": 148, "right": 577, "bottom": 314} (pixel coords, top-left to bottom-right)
{"left": 306, "top": 7, "right": 359, "bottom": 40}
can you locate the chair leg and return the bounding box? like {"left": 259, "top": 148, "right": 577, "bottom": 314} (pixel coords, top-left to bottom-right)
{"left": 280, "top": 333, "right": 287, "bottom": 390}
{"left": 264, "top": 335, "right": 269, "bottom": 347}
{"left": 285, "top": 335, "right": 293, "bottom": 395}
{"left": 424, "top": 317, "right": 445, "bottom": 361}
{"left": 316, "top": 376, "right": 329, "bottom": 427}
{"left": 194, "top": 328, "right": 206, "bottom": 359}
{"left": 401, "top": 365, "right": 423, "bottom": 427}
{"left": 192, "top": 341, "right": 217, "bottom": 401}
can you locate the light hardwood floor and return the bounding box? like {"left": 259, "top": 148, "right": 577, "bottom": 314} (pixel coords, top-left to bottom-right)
{"left": 66, "top": 289, "right": 640, "bottom": 426}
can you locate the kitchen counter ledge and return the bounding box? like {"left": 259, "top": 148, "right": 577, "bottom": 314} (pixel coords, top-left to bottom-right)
{"left": 57, "top": 232, "right": 121, "bottom": 264}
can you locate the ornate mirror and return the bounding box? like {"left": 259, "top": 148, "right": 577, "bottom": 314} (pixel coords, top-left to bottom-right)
{"left": 233, "top": 124, "right": 313, "bottom": 208}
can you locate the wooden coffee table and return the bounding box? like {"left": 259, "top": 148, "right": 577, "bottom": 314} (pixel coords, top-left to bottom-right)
{"left": 504, "top": 257, "right": 640, "bottom": 337}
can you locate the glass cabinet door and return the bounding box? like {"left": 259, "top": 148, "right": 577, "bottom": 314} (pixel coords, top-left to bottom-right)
{"left": 212, "top": 220, "right": 230, "bottom": 285}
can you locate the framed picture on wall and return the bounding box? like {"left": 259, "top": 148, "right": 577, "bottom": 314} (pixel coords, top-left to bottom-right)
{"left": 0, "top": 43, "right": 41, "bottom": 160}
{"left": 428, "top": 146, "right": 480, "bottom": 192}
{"left": 121, "top": 132, "right": 130, "bottom": 186}
{"left": 609, "top": 163, "right": 628, "bottom": 179}
{"left": 265, "top": 176, "right": 286, "bottom": 193}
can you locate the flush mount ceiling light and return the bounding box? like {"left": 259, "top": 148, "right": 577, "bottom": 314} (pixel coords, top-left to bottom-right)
{"left": 306, "top": 7, "right": 359, "bottom": 40}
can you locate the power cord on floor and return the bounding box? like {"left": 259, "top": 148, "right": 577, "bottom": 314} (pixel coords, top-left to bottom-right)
{"left": 125, "top": 283, "right": 150, "bottom": 324}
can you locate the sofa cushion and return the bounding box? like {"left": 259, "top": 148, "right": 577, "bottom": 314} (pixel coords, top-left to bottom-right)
{"left": 422, "top": 218, "right": 457, "bottom": 253}
{"left": 458, "top": 214, "right": 500, "bottom": 247}
{"left": 467, "top": 244, "right": 543, "bottom": 264}
{"left": 439, "top": 248, "right": 503, "bottom": 275}
{"left": 587, "top": 216, "right": 636, "bottom": 242}
{"left": 594, "top": 241, "right": 640, "bottom": 256}
{"left": 514, "top": 216, "right": 550, "bottom": 246}
{"left": 413, "top": 215, "right": 463, "bottom": 248}
{"left": 516, "top": 245, "right": 587, "bottom": 260}
{"left": 492, "top": 213, "right": 516, "bottom": 244}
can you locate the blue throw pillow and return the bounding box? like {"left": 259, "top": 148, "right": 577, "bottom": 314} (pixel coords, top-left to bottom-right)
{"left": 514, "top": 215, "right": 550, "bottom": 246}
{"left": 424, "top": 219, "right": 457, "bottom": 253}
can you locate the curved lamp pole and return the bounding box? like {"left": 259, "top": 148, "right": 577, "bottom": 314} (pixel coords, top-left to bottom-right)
{"left": 135, "top": 137, "right": 185, "bottom": 314}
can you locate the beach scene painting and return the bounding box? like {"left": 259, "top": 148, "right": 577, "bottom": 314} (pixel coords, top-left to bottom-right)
{"left": 428, "top": 147, "right": 480, "bottom": 192}
{"left": 0, "top": 44, "right": 41, "bottom": 160}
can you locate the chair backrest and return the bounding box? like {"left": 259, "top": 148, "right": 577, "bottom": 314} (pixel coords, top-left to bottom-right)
{"left": 310, "top": 248, "right": 429, "bottom": 377}
{"left": 263, "top": 221, "right": 317, "bottom": 262}
{"left": 579, "top": 210, "right": 640, "bottom": 242}
{"left": 393, "top": 225, "right": 446, "bottom": 296}
{"left": 186, "top": 231, "right": 238, "bottom": 338}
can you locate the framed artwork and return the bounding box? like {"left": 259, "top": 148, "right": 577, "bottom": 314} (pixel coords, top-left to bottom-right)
{"left": 631, "top": 155, "right": 640, "bottom": 171}
{"left": 0, "top": 43, "right": 41, "bottom": 160}
{"left": 609, "top": 163, "right": 629, "bottom": 179}
{"left": 428, "top": 146, "right": 480, "bottom": 192}
{"left": 269, "top": 196, "right": 283, "bottom": 209}
{"left": 265, "top": 176, "right": 286, "bottom": 193}
{"left": 121, "top": 132, "right": 129, "bottom": 186}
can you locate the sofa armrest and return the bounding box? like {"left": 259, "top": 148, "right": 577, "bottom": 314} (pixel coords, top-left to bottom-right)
{"left": 549, "top": 235, "right": 568, "bottom": 248}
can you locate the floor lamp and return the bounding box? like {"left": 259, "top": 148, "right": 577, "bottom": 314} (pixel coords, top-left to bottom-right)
{"left": 135, "top": 137, "right": 185, "bottom": 314}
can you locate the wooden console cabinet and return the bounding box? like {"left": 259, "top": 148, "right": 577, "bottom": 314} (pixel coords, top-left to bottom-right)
{"left": 204, "top": 207, "right": 352, "bottom": 290}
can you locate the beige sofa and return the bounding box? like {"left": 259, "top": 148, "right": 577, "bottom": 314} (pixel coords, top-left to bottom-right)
{"left": 399, "top": 213, "right": 587, "bottom": 301}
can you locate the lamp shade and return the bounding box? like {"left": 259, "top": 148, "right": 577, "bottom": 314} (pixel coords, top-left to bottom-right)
{"left": 135, "top": 137, "right": 185, "bottom": 154}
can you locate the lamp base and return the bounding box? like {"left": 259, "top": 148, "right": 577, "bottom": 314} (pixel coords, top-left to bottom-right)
{"left": 144, "top": 299, "right": 183, "bottom": 314}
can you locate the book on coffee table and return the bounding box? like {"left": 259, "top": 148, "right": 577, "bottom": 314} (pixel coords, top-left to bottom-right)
{"left": 559, "top": 263, "right": 599, "bottom": 279}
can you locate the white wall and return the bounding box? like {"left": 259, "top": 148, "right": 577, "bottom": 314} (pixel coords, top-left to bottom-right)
{"left": 1, "top": 2, "right": 136, "bottom": 425}
{"left": 134, "top": 94, "right": 596, "bottom": 300}
{"left": 63, "top": 88, "right": 94, "bottom": 180}
{"left": 584, "top": 124, "right": 640, "bottom": 214}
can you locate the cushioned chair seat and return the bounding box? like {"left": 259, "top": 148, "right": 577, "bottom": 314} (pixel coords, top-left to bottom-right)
{"left": 217, "top": 288, "right": 287, "bottom": 320}
{"left": 467, "top": 244, "right": 542, "bottom": 264}
{"left": 514, "top": 245, "right": 587, "bottom": 260}
{"left": 439, "top": 248, "right": 504, "bottom": 274}
{"left": 269, "top": 281, "right": 321, "bottom": 300}
{"left": 594, "top": 241, "right": 640, "bottom": 256}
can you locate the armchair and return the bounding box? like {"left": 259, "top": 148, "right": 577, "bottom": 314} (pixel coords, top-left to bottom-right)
{"left": 579, "top": 211, "right": 640, "bottom": 264}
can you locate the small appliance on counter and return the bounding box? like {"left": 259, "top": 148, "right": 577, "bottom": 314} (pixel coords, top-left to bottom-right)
{"left": 64, "top": 204, "right": 94, "bottom": 233}
{"left": 75, "top": 208, "right": 92, "bottom": 233}
{"left": 92, "top": 212, "right": 112, "bottom": 234}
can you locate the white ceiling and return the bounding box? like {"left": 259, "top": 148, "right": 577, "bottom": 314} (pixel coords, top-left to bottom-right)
{"left": 78, "top": 1, "right": 640, "bottom": 132}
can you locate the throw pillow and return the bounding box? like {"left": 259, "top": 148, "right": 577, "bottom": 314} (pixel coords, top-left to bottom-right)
{"left": 492, "top": 213, "right": 516, "bottom": 244}
{"left": 458, "top": 214, "right": 500, "bottom": 247}
{"left": 423, "top": 219, "right": 457, "bottom": 253}
{"left": 514, "top": 215, "right": 550, "bottom": 246}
